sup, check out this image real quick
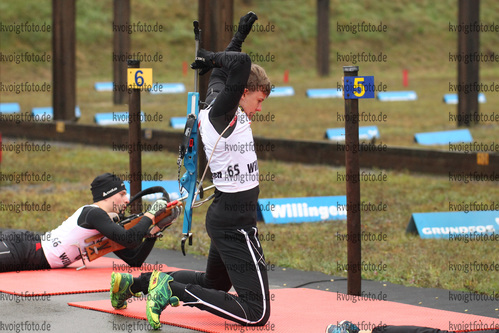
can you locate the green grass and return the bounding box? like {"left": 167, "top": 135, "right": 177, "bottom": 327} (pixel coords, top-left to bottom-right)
{"left": 1, "top": 0, "right": 498, "bottom": 300}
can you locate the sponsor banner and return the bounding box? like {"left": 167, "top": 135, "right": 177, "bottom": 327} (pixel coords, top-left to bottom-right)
{"left": 257, "top": 196, "right": 347, "bottom": 224}
{"left": 406, "top": 211, "right": 499, "bottom": 239}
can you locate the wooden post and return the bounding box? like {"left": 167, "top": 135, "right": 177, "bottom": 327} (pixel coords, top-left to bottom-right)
{"left": 52, "top": 0, "right": 76, "bottom": 121}
{"left": 343, "top": 66, "right": 361, "bottom": 296}
{"left": 317, "top": 0, "right": 330, "bottom": 76}
{"left": 128, "top": 60, "right": 142, "bottom": 214}
{"left": 197, "top": 0, "right": 234, "bottom": 178}
{"left": 197, "top": 0, "right": 234, "bottom": 101}
{"left": 113, "top": 0, "right": 131, "bottom": 105}
{"left": 457, "top": 0, "right": 480, "bottom": 126}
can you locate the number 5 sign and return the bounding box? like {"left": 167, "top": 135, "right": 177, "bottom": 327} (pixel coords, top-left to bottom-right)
{"left": 127, "top": 68, "right": 153, "bottom": 90}
{"left": 343, "top": 76, "right": 375, "bottom": 99}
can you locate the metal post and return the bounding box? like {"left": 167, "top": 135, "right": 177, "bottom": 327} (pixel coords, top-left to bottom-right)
{"left": 343, "top": 65, "right": 361, "bottom": 296}
{"left": 52, "top": 0, "right": 76, "bottom": 121}
{"left": 113, "top": 0, "right": 130, "bottom": 105}
{"left": 128, "top": 59, "right": 142, "bottom": 214}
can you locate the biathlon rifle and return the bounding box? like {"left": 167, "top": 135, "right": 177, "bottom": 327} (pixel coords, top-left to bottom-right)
{"left": 178, "top": 20, "right": 201, "bottom": 256}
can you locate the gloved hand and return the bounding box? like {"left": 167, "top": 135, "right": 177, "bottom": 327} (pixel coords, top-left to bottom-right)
{"left": 190, "top": 49, "right": 220, "bottom": 75}
{"left": 147, "top": 199, "right": 168, "bottom": 216}
{"left": 235, "top": 11, "right": 258, "bottom": 41}
{"left": 155, "top": 206, "right": 182, "bottom": 232}
{"left": 226, "top": 11, "right": 258, "bottom": 52}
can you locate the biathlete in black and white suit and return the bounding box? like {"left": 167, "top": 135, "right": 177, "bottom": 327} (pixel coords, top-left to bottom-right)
{"left": 0, "top": 173, "right": 177, "bottom": 272}
{"left": 109, "top": 11, "right": 273, "bottom": 330}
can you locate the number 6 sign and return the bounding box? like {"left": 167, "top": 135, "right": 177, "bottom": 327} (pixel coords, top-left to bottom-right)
{"left": 127, "top": 68, "right": 153, "bottom": 90}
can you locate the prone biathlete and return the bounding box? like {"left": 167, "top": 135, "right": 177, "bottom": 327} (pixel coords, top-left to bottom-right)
{"left": 0, "top": 173, "right": 178, "bottom": 272}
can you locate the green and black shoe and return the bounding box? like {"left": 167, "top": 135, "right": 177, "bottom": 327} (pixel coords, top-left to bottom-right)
{"left": 146, "top": 270, "right": 180, "bottom": 329}
{"left": 110, "top": 272, "right": 141, "bottom": 309}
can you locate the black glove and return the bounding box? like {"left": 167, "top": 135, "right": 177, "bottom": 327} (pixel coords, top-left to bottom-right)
{"left": 190, "top": 49, "right": 220, "bottom": 75}
{"left": 235, "top": 11, "right": 258, "bottom": 41}
{"left": 226, "top": 11, "right": 258, "bottom": 52}
{"left": 155, "top": 206, "right": 181, "bottom": 232}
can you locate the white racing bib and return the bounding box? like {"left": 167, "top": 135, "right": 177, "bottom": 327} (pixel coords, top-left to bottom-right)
{"left": 41, "top": 205, "right": 101, "bottom": 268}
{"left": 199, "top": 107, "right": 259, "bottom": 193}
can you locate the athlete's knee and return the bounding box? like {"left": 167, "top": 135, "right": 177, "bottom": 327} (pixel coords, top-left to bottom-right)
{"left": 246, "top": 299, "right": 271, "bottom": 326}
{"left": 246, "top": 308, "right": 271, "bottom": 327}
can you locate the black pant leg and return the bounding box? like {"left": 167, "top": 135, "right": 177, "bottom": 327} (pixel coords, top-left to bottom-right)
{"left": 0, "top": 230, "right": 49, "bottom": 272}
{"left": 182, "top": 225, "right": 270, "bottom": 326}
{"left": 113, "top": 237, "right": 156, "bottom": 267}
{"left": 170, "top": 241, "right": 232, "bottom": 292}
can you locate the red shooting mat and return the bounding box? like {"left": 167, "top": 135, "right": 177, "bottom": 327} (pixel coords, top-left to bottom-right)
{"left": 68, "top": 288, "right": 499, "bottom": 333}
{"left": 0, "top": 257, "right": 181, "bottom": 296}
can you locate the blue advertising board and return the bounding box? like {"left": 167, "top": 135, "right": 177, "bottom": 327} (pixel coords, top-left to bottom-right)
{"left": 257, "top": 196, "right": 347, "bottom": 224}
{"left": 406, "top": 211, "right": 498, "bottom": 239}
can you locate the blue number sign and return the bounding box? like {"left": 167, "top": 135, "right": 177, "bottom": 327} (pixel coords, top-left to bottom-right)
{"left": 344, "top": 76, "right": 375, "bottom": 99}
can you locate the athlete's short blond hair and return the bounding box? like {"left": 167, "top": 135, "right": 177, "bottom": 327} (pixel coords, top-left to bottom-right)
{"left": 246, "top": 64, "right": 271, "bottom": 97}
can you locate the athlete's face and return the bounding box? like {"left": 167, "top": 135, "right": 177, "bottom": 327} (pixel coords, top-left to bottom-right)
{"left": 110, "top": 190, "right": 129, "bottom": 214}
{"left": 240, "top": 89, "right": 267, "bottom": 120}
